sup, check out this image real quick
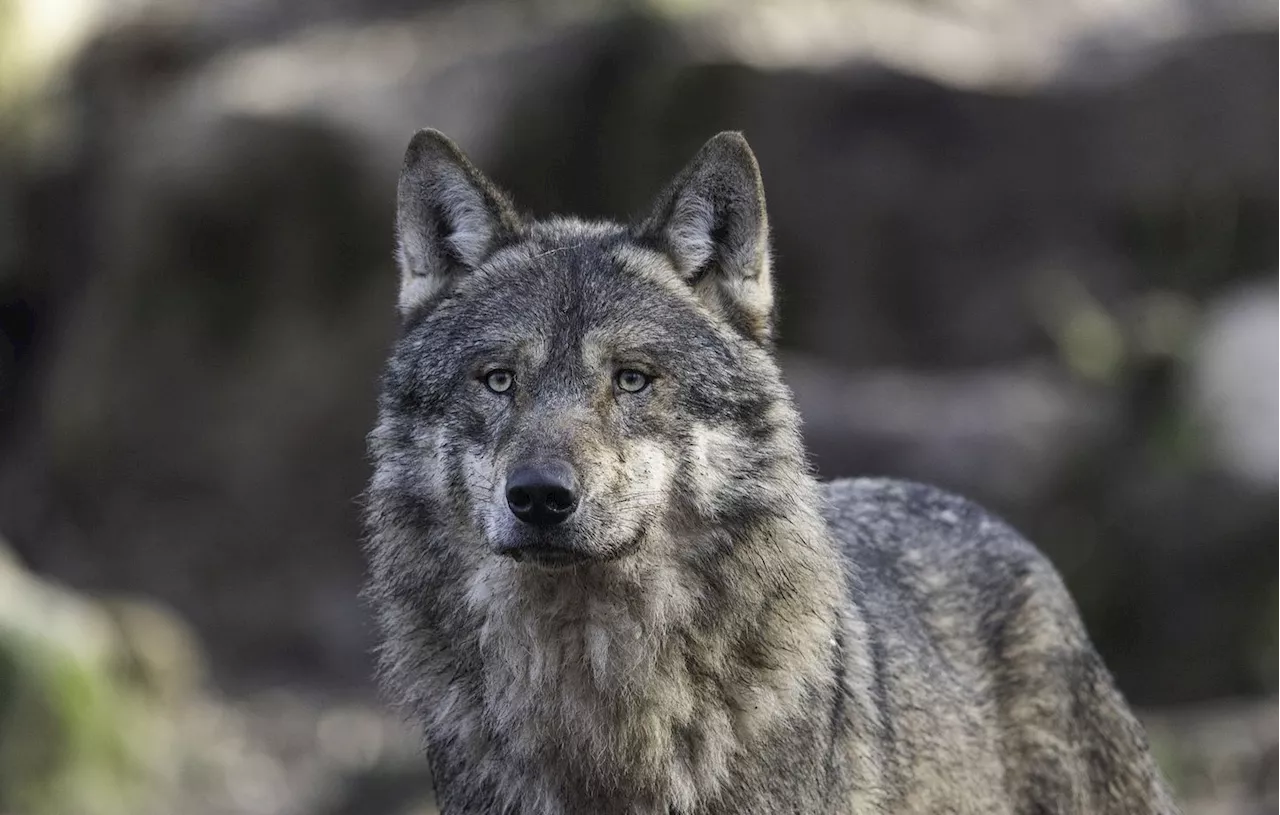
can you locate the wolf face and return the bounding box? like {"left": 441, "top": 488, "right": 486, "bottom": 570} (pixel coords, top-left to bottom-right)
{"left": 376, "top": 130, "right": 805, "bottom": 571}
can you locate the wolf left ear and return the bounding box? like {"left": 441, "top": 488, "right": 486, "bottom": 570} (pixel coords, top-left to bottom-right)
{"left": 395, "top": 129, "right": 521, "bottom": 313}
{"left": 638, "top": 132, "right": 774, "bottom": 342}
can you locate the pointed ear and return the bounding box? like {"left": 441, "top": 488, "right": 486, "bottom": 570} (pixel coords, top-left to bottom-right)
{"left": 395, "top": 129, "right": 521, "bottom": 313}
{"left": 637, "top": 132, "right": 774, "bottom": 342}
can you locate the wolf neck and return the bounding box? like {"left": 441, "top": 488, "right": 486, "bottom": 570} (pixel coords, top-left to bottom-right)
{"left": 467, "top": 500, "right": 845, "bottom": 811}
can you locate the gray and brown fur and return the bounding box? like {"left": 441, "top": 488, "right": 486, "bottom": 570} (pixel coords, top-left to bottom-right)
{"left": 362, "top": 129, "right": 1179, "bottom": 814}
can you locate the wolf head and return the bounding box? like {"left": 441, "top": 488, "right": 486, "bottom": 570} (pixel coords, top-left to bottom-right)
{"left": 370, "top": 129, "right": 810, "bottom": 572}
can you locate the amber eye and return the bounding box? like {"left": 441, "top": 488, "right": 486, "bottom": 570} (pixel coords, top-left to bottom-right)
{"left": 485, "top": 369, "right": 514, "bottom": 394}
{"left": 615, "top": 369, "right": 650, "bottom": 394}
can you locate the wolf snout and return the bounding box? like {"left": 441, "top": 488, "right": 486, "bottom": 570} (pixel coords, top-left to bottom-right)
{"left": 505, "top": 460, "right": 580, "bottom": 527}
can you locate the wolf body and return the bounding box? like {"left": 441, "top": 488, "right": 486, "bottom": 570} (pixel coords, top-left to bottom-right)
{"left": 363, "top": 129, "right": 1178, "bottom": 814}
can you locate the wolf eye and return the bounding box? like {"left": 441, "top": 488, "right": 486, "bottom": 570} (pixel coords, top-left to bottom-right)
{"left": 484, "top": 369, "right": 514, "bottom": 393}
{"left": 615, "top": 369, "right": 650, "bottom": 394}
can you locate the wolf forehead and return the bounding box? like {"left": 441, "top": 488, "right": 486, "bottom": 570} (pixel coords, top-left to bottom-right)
{"left": 401, "top": 218, "right": 710, "bottom": 344}
{"left": 386, "top": 236, "right": 756, "bottom": 402}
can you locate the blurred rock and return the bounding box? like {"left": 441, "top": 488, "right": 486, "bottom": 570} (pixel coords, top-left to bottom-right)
{"left": 679, "top": 0, "right": 1275, "bottom": 87}
{"left": 782, "top": 354, "right": 1117, "bottom": 504}
{"left": 1143, "top": 697, "right": 1280, "bottom": 815}
{"left": 1188, "top": 278, "right": 1279, "bottom": 487}
{"left": 157, "top": 690, "right": 430, "bottom": 815}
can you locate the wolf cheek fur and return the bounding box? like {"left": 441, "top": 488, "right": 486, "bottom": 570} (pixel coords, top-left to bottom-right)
{"left": 362, "top": 129, "right": 1180, "bottom": 814}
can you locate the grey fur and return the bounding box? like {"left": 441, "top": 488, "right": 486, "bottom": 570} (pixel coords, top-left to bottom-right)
{"left": 363, "top": 129, "right": 1179, "bottom": 814}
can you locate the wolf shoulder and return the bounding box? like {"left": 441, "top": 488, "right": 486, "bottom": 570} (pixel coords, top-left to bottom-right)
{"left": 822, "top": 477, "right": 1088, "bottom": 649}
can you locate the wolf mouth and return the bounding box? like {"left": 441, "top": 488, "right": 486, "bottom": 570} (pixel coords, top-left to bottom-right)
{"left": 498, "top": 526, "right": 648, "bottom": 570}
{"left": 501, "top": 542, "right": 589, "bottom": 568}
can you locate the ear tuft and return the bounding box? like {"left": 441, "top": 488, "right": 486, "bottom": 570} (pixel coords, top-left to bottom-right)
{"left": 395, "top": 129, "right": 520, "bottom": 313}
{"left": 638, "top": 132, "right": 774, "bottom": 342}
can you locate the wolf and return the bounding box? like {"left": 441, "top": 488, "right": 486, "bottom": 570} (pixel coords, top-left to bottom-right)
{"left": 362, "top": 128, "right": 1179, "bottom": 814}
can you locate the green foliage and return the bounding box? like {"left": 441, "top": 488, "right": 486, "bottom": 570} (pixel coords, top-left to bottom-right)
{"left": 0, "top": 543, "right": 203, "bottom": 815}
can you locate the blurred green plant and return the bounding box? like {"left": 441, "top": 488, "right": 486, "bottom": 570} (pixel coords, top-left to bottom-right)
{"left": 0, "top": 539, "right": 205, "bottom": 815}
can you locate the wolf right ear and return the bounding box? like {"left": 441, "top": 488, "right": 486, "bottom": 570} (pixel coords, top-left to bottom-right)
{"left": 395, "top": 129, "right": 521, "bottom": 313}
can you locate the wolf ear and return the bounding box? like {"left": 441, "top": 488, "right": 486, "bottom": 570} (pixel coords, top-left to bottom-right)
{"left": 395, "top": 129, "right": 521, "bottom": 313}
{"left": 638, "top": 132, "right": 773, "bottom": 342}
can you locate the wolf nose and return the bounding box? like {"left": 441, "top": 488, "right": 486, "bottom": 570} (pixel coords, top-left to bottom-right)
{"left": 505, "top": 461, "right": 580, "bottom": 526}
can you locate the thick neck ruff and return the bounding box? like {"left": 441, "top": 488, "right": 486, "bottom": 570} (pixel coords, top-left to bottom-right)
{"left": 459, "top": 516, "right": 843, "bottom": 812}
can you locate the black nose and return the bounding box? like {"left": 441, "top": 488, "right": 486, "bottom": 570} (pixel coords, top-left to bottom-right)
{"left": 505, "top": 461, "right": 580, "bottom": 526}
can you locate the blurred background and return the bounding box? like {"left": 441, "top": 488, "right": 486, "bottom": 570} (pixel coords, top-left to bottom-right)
{"left": 0, "top": 0, "right": 1275, "bottom": 813}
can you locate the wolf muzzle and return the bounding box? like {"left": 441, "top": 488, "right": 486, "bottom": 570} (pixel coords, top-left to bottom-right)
{"left": 499, "top": 459, "right": 587, "bottom": 566}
